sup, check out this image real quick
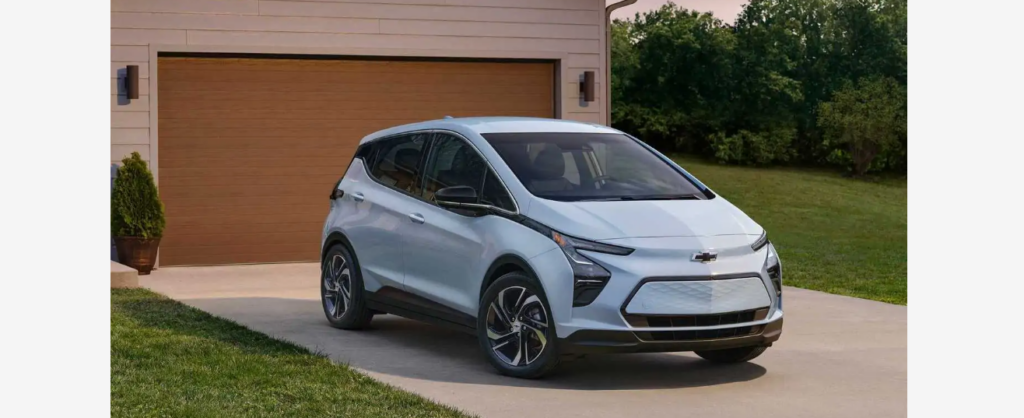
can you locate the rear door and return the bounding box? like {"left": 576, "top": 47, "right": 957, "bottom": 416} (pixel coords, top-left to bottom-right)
{"left": 337, "top": 133, "right": 429, "bottom": 292}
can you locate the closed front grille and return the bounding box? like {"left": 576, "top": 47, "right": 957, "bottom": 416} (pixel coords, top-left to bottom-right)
{"left": 623, "top": 277, "right": 772, "bottom": 315}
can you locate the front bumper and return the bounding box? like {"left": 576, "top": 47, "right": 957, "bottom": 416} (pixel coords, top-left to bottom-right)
{"left": 559, "top": 315, "right": 783, "bottom": 354}
{"left": 527, "top": 236, "right": 784, "bottom": 352}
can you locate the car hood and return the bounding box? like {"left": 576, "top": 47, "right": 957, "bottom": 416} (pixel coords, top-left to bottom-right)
{"left": 524, "top": 196, "right": 763, "bottom": 241}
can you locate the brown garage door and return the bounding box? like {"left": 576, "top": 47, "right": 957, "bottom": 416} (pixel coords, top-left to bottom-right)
{"left": 158, "top": 56, "right": 555, "bottom": 266}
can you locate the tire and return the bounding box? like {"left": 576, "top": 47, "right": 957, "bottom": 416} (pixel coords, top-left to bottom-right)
{"left": 477, "top": 272, "right": 560, "bottom": 379}
{"left": 694, "top": 345, "right": 768, "bottom": 363}
{"left": 321, "top": 244, "right": 373, "bottom": 330}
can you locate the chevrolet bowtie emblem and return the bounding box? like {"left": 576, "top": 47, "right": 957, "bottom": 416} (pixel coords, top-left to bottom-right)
{"left": 691, "top": 251, "right": 718, "bottom": 263}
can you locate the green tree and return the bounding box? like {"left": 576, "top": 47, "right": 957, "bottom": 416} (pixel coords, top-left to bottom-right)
{"left": 817, "top": 76, "right": 906, "bottom": 175}
{"left": 608, "top": 0, "right": 907, "bottom": 172}
{"left": 614, "top": 3, "right": 736, "bottom": 152}
{"left": 610, "top": 18, "right": 638, "bottom": 111}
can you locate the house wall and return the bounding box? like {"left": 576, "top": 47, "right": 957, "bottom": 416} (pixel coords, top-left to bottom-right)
{"left": 110, "top": 0, "right": 607, "bottom": 169}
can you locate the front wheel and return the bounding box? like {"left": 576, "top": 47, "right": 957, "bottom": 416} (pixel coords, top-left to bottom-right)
{"left": 694, "top": 345, "right": 768, "bottom": 363}
{"left": 477, "top": 272, "right": 559, "bottom": 379}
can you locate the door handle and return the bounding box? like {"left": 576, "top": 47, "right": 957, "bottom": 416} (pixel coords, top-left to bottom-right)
{"left": 352, "top": 192, "right": 365, "bottom": 202}
{"left": 408, "top": 213, "right": 425, "bottom": 224}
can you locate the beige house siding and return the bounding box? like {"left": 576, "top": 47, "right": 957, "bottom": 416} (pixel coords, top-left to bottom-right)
{"left": 110, "top": 0, "right": 607, "bottom": 169}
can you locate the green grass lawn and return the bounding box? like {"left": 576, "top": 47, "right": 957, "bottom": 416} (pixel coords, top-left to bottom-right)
{"left": 112, "top": 288, "right": 471, "bottom": 418}
{"left": 672, "top": 156, "right": 907, "bottom": 305}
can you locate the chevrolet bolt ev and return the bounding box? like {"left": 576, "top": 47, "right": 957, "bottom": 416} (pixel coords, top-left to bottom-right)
{"left": 321, "top": 117, "right": 783, "bottom": 378}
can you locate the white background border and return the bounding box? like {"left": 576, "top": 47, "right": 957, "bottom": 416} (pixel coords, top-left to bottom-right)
{"left": 2, "top": 0, "right": 1024, "bottom": 416}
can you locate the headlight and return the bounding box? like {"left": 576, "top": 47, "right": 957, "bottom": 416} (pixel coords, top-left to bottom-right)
{"left": 523, "top": 219, "right": 633, "bottom": 307}
{"left": 751, "top": 230, "right": 768, "bottom": 251}
{"left": 765, "top": 243, "right": 782, "bottom": 305}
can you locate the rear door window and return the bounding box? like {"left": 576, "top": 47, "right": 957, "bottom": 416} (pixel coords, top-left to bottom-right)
{"left": 368, "top": 133, "right": 428, "bottom": 195}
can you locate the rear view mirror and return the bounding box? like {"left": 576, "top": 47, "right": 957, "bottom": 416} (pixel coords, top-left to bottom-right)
{"left": 435, "top": 186, "right": 477, "bottom": 206}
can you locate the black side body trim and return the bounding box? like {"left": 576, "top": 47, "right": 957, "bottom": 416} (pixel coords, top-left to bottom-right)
{"left": 366, "top": 287, "right": 477, "bottom": 335}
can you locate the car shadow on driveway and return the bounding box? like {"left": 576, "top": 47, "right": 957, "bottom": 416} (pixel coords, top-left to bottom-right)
{"left": 179, "top": 297, "right": 768, "bottom": 391}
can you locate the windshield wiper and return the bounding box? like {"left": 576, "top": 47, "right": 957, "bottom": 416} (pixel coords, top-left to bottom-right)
{"left": 577, "top": 194, "right": 701, "bottom": 202}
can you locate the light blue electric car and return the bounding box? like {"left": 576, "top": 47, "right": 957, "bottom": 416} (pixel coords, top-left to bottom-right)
{"left": 321, "top": 117, "right": 783, "bottom": 378}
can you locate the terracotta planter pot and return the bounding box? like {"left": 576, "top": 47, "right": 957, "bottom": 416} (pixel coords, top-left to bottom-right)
{"left": 114, "top": 236, "right": 161, "bottom": 275}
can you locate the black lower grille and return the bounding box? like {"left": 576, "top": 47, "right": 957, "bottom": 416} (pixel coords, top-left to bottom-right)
{"left": 624, "top": 308, "right": 769, "bottom": 328}
{"left": 626, "top": 308, "right": 769, "bottom": 342}
{"left": 637, "top": 325, "right": 762, "bottom": 341}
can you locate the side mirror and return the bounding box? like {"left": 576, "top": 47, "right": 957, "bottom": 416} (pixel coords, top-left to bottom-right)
{"left": 435, "top": 185, "right": 478, "bottom": 207}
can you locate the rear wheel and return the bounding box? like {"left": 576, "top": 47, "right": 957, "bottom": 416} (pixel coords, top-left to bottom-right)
{"left": 694, "top": 345, "right": 768, "bottom": 363}
{"left": 477, "top": 272, "right": 559, "bottom": 379}
{"left": 321, "top": 244, "right": 373, "bottom": 330}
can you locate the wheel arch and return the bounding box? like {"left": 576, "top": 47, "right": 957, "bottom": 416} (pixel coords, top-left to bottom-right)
{"left": 480, "top": 254, "right": 542, "bottom": 301}
{"left": 322, "top": 231, "right": 358, "bottom": 267}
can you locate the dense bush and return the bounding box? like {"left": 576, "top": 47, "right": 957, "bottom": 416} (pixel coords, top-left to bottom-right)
{"left": 818, "top": 76, "right": 907, "bottom": 175}
{"left": 710, "top": 128, "right": 796, "bottom": 165}
{"left": 111, "top": 152, "right": 165, "bottom": 238}
{"left": 611, "top": 0, "right": 907, "bottom": 173}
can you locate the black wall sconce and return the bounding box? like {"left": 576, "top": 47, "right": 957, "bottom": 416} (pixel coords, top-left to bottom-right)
{"left": 125, "top": 65, "right": 140, "bottom": 100}
{"left": 579, "top": 71, "right": 595, "bottom": 103}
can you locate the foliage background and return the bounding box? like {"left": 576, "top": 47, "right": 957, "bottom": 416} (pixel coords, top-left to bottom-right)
{"left": 611, "top": 0, "right": 907, "bottom": 175}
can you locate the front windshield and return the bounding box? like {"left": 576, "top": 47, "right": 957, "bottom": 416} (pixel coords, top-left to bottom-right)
{"left": 482, "top": 132, "right": 706, "bottom": 202}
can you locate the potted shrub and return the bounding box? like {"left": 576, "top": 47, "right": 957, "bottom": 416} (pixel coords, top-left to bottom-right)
{"left": 111, "top": 152, "right": 166, "bottom": 275}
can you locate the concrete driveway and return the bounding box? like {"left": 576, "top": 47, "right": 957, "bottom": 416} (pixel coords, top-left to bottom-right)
{"left": 141, "top": 263, "right": 906, "bottom": 418}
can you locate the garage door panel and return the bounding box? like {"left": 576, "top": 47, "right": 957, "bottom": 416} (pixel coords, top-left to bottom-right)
{"left": 161, "top": 108, "right": 551, "bottom": 122}
{"left": 161, "top": 193, "right": 324, "bottom": 208}
{"left": 161, "top": 251, "right": 319, "bottom": 267}
{"left": 161, "top": 246, "right": 320, "bottom": 266}
{"left": 161, "top": 174, "right": 342, "bottom": 188}
{"left": 161, "top": 184, "right": 327, "bottom": 200}
{"left": 158, "top": 136, "right": 359, "bottom": 150}
{"left": 160, "top": 146, "right": 355, "bottom": 160}
{"left": 162, "top": 230, "right": 324, "bottom": 248}
{"left": 165, "top": 205, "right": 325, "bottom": 220}
{"left": 159, "top": 56, "right": 553, "bottom": 266}
{"left": 159, "top": 79, "right": 551, "bottom": 95}
{"left": 160, "top": 166, "right": 343, "bottom": 179}
{"left": 165, "top": 202, "right": 324, "bottom": 217}
{"left": 167, "top": 211, "right": 327, "bottom": 228}
{"left": 160, "top": 90, "right": 552, "bottom": 104}
{"left": 161, "top": 241, "right": 318, "bottom": 255}
{"left": 161, "top": 222, "right": 324, "bottom": 237}
{"left": 159, "top": 157, "right": 345, "bottom": 169}
{"left": 160, "top": 69, "right": 551, "bottom": 85}
{"left": 160, "top": 97, "right": 554, "bottom": 112}
{"left": 160, "top": 117, "right": 410, "bottom": 130}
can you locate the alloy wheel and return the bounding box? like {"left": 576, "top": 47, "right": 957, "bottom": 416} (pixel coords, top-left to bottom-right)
{"left": 486, "top": 286, "right": 549, "bottom": 367}
{"left": 323, "top": 254, "right": 353, "bottom": 319}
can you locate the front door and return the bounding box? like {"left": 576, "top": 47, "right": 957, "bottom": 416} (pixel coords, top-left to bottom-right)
{"left": 401, "top": 133, "right": 517, "bottom": 316}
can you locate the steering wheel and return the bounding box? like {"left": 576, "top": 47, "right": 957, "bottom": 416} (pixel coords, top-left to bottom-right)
{"left": 592, "top": 175, "right": 614, "bottom": 187}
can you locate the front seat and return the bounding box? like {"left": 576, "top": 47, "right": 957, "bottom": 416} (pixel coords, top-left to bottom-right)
{"left": 528, "top": 145, "right": 574, "bottom": 193}
{"left": 392, "top": 148, "right": 421, "bottom": 193}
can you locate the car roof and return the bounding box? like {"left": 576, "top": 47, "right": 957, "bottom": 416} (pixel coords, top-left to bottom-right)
{"left": 359, "top": 117, "right": 621, "bottom": 144}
